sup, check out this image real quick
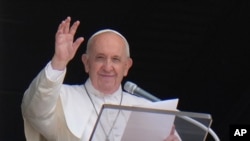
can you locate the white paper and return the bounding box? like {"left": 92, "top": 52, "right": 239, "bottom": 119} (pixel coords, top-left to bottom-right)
{"left": 121, "top": 98, "right": 179, "bottom": 141}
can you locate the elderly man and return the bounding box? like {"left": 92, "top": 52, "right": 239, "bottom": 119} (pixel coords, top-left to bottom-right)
{"left": 21, "top": 17, "right": 180, "bottom": 141}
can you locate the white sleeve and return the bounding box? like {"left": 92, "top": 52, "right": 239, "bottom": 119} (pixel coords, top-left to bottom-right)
{"left": 45, "top": 61, "right": 66, "bottom": 81}
{"left": 21, "top": 61, "right": 67, "bottom": 140}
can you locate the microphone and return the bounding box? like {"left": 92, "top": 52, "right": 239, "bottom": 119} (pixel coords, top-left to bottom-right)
{"left": 124, "top": 81, "right": 161, "bottom": 102}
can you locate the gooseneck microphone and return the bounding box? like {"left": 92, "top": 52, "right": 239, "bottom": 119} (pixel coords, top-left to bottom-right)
{"left": 123, "top": 81, "right": 161, "bottom": 102}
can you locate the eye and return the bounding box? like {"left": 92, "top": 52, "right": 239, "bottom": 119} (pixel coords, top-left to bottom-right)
{"left": 112, "top": 57, "right": 121, "bottom": 63}
{"left": 97, "top": 56, "right": 104, "bottom": 59}
{"left": 95, "top": 55, "right": 105, "bottom": 61}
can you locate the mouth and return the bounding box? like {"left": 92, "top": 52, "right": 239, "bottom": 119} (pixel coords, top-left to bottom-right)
{"left": 99, "top": 73, "right": 115, "bottom": 78}
{"left": 99, "top": 73, "right": 115, "bottom": 77}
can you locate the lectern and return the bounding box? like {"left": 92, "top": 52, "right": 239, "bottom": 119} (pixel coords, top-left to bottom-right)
{"left": 89, "top": 104, "right": 214, "bottom": 141}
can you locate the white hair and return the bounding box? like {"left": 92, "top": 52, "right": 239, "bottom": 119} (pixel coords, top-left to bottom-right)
{"left": 86, "top": 29, "right": 130, "bottom": 57}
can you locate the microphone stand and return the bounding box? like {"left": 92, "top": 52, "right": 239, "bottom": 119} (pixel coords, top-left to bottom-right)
{"left": 124, "top": 81, "right": 220, "bottom": 140}
{"left": 177, "top": 111, "right": 220, "bottom": 141}
{"left": 155, "top": 99, "right": 220, "bottom": 141}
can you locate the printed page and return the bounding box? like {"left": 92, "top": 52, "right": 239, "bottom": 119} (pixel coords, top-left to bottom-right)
{"left": 121, "top": 99, "right": 179, "bottom": 141}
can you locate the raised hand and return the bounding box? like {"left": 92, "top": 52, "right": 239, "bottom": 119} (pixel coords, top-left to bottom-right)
{"left": 51, "top": 16, "right": 84, "bottom": 70}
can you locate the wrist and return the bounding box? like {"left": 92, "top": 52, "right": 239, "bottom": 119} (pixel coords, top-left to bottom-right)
{"left": 51, "top": 56, "right": 68, "bottom": 70}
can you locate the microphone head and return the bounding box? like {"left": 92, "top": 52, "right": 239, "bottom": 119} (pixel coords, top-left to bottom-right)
{"left": 124, "top": 81, "right": 137, "bottom": 94}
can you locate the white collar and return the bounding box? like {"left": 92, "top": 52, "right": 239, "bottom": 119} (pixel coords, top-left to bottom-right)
{"left": 84, "top": 78, "right": 123, "bottom": 98}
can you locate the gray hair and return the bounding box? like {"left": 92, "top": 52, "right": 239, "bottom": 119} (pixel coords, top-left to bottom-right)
{"left": 86, "top": 29, "right": 130, "bottom": 57}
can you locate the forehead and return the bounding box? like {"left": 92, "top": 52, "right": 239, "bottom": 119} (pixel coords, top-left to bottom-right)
{"left": 89, "top": 32, "right": 126, "bottom": 55}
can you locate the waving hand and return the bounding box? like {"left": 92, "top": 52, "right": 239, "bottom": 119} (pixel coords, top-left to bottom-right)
{"left": 51, "top": 17, "right": 84, "bottom": 70}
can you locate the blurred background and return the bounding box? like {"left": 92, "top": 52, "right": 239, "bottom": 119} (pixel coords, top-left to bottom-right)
{"left": 1, "top": 0, "right": 249, "bottom": 140}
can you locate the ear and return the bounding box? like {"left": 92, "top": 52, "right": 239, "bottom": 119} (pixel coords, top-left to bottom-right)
{"left": 81, "top": 54, "right": 89, "bottom": 73}
{"left": 123, "top": 58, "right": 133, "bottom": 76}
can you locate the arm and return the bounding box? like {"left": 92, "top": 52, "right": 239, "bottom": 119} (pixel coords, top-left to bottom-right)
{"left": 21, "top": 17, "right": 84, "bottom": 139}
{"left": 21, "top": 63, "right": 66, "bottom": 139}
{"left": 21, "top": 62, "right": 66, "bottom": 117}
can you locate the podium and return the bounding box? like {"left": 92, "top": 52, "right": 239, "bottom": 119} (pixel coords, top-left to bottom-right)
{"left": 89, "top": 104, "right": 216, "bottom": 141}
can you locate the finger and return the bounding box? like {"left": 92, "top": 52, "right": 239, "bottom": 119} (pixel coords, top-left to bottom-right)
{"left": 73, "top": 37, "right": 84, "bottom": 50}
{"left": 56, "top": 20, "right": 65, "bottom": 37}
{"left": 69, "top": 20, "right": 80, "bottom": 35}
{"left": 164, "top": 135, "right": 176, "bottom": 141}
{"left": 164, "top": 135, "right": 179, "bottom": 141}
{"left": 56, "top": 17, "right": 69, "bottom": 36}
{"left": 170, "top": 125, "right": 175, "bottom": 135}
{"left": 63, "top": 16, "right": 71, "bottom": 33}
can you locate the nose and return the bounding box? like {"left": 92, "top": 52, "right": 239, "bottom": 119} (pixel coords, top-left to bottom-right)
{"left": 102, "top": 59, "right": 113, "bottom": 72}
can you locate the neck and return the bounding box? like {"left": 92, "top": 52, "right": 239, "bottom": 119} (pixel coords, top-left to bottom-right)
{"left": 85, "top": 79, "right": 122, "bottom": 97}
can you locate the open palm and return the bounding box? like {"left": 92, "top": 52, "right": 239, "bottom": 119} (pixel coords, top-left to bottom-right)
{"left": 52, "top": 17, "right": 84, "bottom": 70}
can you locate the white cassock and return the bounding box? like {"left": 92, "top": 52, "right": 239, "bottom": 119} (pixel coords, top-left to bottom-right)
{"left": 21, "top": 62, "right": 150, "bottom": 141}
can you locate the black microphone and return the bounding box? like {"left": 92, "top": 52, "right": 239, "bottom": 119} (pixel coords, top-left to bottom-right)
{"left": 124, "top": 81, "right": 161, "bottom": 102}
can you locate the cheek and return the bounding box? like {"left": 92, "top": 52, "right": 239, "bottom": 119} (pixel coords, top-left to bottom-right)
{"left": 89, "top": 63, "right": 102, "bottom": 73}
{"left": 123, "top": 68, "right": 129, "bottom": 76}
{"left": 123, "top": 63, "right": 130, "bottom": 76}
{"left": 118, "top": 66, "right": 129, "bottom": 76}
